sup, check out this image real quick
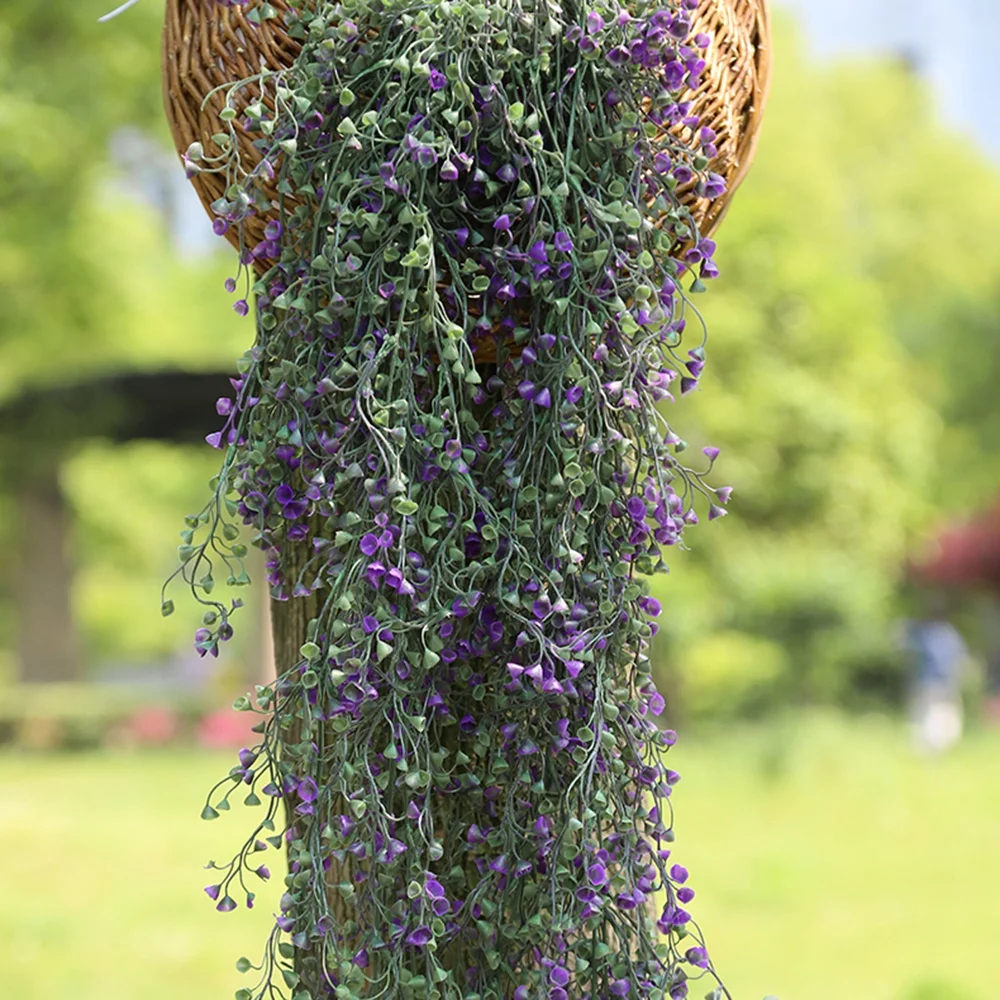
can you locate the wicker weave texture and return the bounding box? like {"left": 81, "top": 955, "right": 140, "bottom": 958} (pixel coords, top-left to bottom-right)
{"left": 163, "top": 0, "right": 770, "bottom": 252}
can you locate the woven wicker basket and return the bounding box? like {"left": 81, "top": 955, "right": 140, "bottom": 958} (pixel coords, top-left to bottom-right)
{"left": 164, "top": 0, "right": 770, "bottom": 253}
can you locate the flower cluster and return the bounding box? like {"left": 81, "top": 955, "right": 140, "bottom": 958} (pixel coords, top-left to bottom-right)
{"left": 172, "top": 0, "right": 734, "bottom": 998}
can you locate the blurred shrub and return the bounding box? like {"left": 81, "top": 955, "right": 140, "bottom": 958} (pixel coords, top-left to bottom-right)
{"left": 673, "top": 631, "right": 788, "bottom": 720}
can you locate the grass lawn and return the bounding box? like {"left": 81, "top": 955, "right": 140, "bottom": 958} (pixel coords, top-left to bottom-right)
{"left": 0, "top": 711, "right": 997, "bottom": 1000}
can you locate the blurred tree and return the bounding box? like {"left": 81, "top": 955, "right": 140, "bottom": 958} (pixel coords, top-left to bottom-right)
{"left": 0, "top": 4, "right": 255, "bottom": 675}
{"left": 649, "top": 22, "right": 991, "bottom": 714}
{"left": 819, "top": 56, "right": 1000, "bottom": 506}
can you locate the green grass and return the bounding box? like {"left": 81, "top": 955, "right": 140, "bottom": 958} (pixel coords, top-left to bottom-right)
{"left": 0, "top": 712, "right": 997, "bottom": 1000}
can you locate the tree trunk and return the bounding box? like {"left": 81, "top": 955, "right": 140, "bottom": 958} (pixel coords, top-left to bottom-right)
{"left": 15, "top": 468, "right": 82, "bottom": 684}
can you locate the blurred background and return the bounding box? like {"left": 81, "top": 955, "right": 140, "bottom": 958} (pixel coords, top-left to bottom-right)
{"left": 2, "top": 3, "right": 999, "bottom": 999}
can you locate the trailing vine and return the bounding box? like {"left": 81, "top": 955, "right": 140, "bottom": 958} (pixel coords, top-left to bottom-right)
{"left": 162, "top": 0, "right": 735, "bottom": 997}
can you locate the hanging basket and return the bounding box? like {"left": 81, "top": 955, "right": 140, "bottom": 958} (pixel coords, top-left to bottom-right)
{"left": 163, "top": 0, "right": 771, "bottom": 254}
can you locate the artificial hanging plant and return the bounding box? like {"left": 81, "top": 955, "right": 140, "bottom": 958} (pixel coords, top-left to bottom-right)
{"left": 147, "top": 0, "right": 763, "bottom": 997}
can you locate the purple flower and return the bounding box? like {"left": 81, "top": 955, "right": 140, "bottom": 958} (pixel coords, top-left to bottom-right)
{"left": 670, "top": 863, "right": 689, "bottom": 884}
{"left": 298, "top": 777, "right": 319, "bottom": 803}
{"left": 233, "top": 299, "right": 249, "bottom": 317}
{"left": 553, "top": 230, "right": 573, "bottom": 253}
{"left": 428, "top": 67, "right": 447, "bottom": 91}
{"left": 611, "top": 981, "right": 631, "bottom": 997}
{"left": 588, "top": 862, "right": 608, "bottom": 886}
{"left": 653, "top": 152, "right": 672, "bottom": 174}
{"left": 586, "top": 11, "right": 605, "bottom": 33}
{"left": 533, "top": 387, "right": 552, "bottom": 408}
{"left": 704, "top": 172, "right": 727, "bottom": 199}
{"left": 549, "top": 966, "right": 570, "bottom": 987}
{"left": 686, "top": 946, "right": 709, "bottom": 969}
{"left": 607, "top": 45, "right": 629, "bottom": 67}
{"left": 626, "top": 496, "right": 647, "bottom": 520}
{"left": 440, "top": 160, "right": 459, "bottom": 182}
{"left": 360, "top": 533, "right": 380, "bottom": 556}
{"left": 703, "top": 446, "right": 720, "bottom": 461}
{"left": 494, "top": 214, "right": 512, "bottom": 233}
{"left": 405, "top": 925, "right": 433, "bottom": 948}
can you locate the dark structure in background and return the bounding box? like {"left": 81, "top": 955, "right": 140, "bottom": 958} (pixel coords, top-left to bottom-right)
{"left": 0, "top": 370, "right": 232, "bottom": 684}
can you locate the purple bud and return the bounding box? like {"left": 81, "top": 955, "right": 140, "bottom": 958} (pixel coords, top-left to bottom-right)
{"left": 528, "top": 241, "right": 548, "bottom": 263}
{"left": 588, "top": 862, "right": 608, "bottom": 886}
{"left": 406, "top": 925, "right": 433, "bottom": 947}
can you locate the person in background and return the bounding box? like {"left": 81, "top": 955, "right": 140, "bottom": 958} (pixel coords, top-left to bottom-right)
{"left": 902, "top": 599, "right": 970, "bottom": 753}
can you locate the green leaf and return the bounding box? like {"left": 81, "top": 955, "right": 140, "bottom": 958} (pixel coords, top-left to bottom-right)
{"left": 392, "top": 497, "right": 419, "bottom": 516}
